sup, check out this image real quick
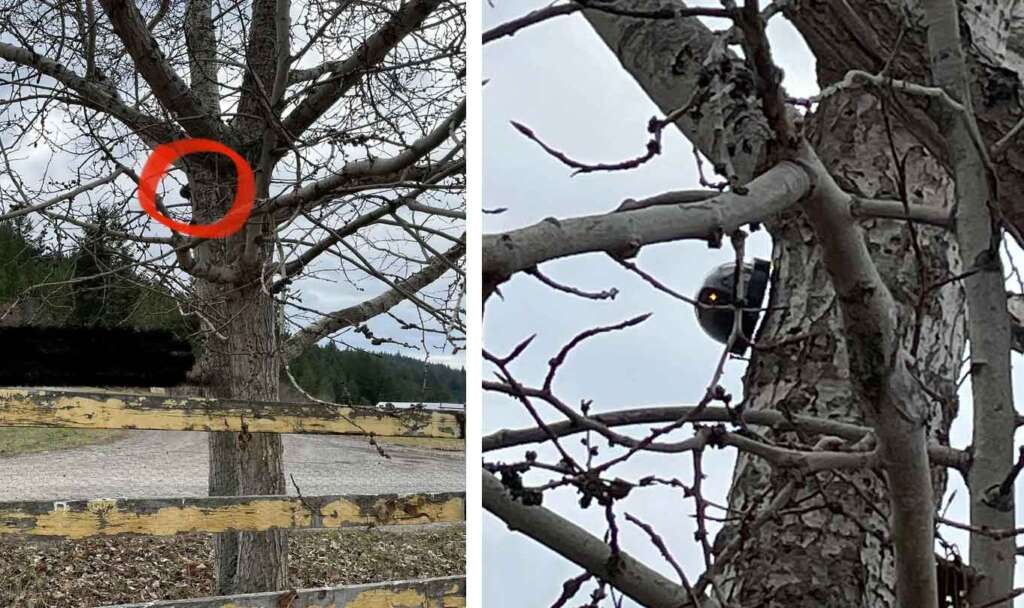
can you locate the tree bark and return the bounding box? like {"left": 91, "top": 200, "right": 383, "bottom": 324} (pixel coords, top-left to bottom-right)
{"left": 577, "top": 3, "right": 966, "bottom": 604}
{"left": 203, "top": 284, "right": 285, "bottom": 593}
{"left": 190, "top": 169, "right": 286, "bottom": 594}
{"left": 707, "top": 90, "right": 963, "bottom": 607}
{"left": 207, "top": 431, "right": 241, "bottom": 594}
{"left": 786, "top": 0, "right": 1024, "bottom": 241}
{"left": 203, "top": 283, "right": 285, "bottom": 595}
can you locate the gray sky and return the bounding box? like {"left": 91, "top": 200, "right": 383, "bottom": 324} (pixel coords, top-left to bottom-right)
{"left": 0, "top": 14, "right": 465, "bottom": 371}
{"left": 0, "top": 142, "right": 464, "bottom": 369}
{"left": 481, "top": 2, "right": 1024, "bottom": 606}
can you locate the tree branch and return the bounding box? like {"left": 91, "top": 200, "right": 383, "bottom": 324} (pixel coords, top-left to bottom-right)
{"left": 482, "top": 469, "right": 710, "bottom": 608}
{"left": 264, "top": 100, "right": 464, "bottom": 216}
{"left": 481, "top": 402, "right": 969, "bottom": 471}
{"left": 278, "top": 0, "right": 442, "bottom": 147}
{"left": 97, "top": 0, "right": 228, "bottom": 141}
{"left": 797, "top": 141, "right": 940, "bottom": 606}
{"left": 235, "top": 0, "right": 289, "bottom": 129}
{"left": 582, "top": 4, "right": 769, "bottom": 184}
{"left": 0, "top": 42, "right": 183, "bottom": 146}
{"left": 183, "top": 0, "right": 220, "bottom": 115}
{"left": 482, "top": 160, "right": 810, "bottom": 298}
{"left": 282, "top": 240, "right": 464, "bottom": 361}
{"left": 849, "top": 196, "right": 952, "bottom": 227}
{"left": 0, "top": 168, "right": 127, "bottom": 222}
{"left": 483, "top": 4, "right": 580, "bottom": 44}
{"left": 923, "top": 0, "right": 1017, "bottom": 604}
{"left": 172, "top": 236, "right": 241, "bottom": 284}
{"left": 272, "top": 164, "right": 462, "bottom": 290}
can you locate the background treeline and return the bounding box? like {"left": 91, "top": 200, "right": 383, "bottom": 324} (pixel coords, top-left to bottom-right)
{"left": 287, "top": 344, "right": 464, "bottom": 405}
{"left": 0, "top": 218, "right": 464, "bottom": 405}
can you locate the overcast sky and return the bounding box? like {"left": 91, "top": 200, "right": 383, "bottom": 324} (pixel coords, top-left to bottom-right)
{"left": 481, "top": 2, "right": 1024, "bottom": 606}
{"left": 0, "top": 10, "right": 465, "bottom": 372}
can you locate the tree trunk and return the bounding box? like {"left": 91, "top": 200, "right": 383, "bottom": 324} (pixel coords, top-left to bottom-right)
{"left": 208, "top": 431, "right": 241, "bottom": 594}
{"left": 190, "top": 169, "right": 287, "bottom": 594}
{"left": 708, "top": 90, "right": 964, "bottom": 606}
{"left": 576, "top": 4, "right": 967, "bottom": 602}
{"left": 203, "top": 282, "right": 284, "bottom": 593}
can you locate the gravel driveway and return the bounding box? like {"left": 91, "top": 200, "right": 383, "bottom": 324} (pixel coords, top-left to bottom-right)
{"left": 0, "top": 431, "right": 465, "bottom": 501}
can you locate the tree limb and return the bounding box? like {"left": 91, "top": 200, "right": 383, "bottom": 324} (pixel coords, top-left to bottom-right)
{"left": 482, "top": 469, "right": 710, "bottom": 608}
{"left": 483, "top": 3, "right": 580, "bottom": 44}
{"left": 482, "top": 160, "right": 810, "bottom": 298}
{"left": 272, "top": 164, "right": 463, "bottom": 291}
{"left": 264, "top": 100, "right": 464, "bottom": 217}
{"left": 481, "top": 402, "right": 969, "bottom": 471}
{"left": 235, "top": 0, "right": 289, "bottom": 129}
{"left": 797, "top": 141, "right": 940, "bottom": 607}
{"left": 923, "top": 0, "right": 1017, "bottom": 604}
{"left": 0, "top": 169, "right": 127, "bottom": 222}
{"left": 0, "top": 42, "right": 183, "bottom": 146}
{"left": 282, "top": 240, "right": 464, "bottom": 361}
{"left": 278, "top": 0, "right": 443, "bottom": 147}
{"left": 183, "top": 0, "right": 220, "bottom": 115}
{"left": 97, "top": 0, "right": 228, "bottom": 141}
{"left": 849, "top": 196, "right": 952, "bottom": 227}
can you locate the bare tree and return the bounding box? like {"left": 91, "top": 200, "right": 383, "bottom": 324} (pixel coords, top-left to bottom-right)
{"left": 483, "top": 1, "right": 1024, "bottom": 607}
{"left": 0, "top": 0, "right": 464, "bottom": 595}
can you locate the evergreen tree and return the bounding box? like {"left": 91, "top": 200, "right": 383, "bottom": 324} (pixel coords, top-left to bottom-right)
{"left": 1, "top": 224, "right": 462, "bottom": 404}
{"left": 0, "top": 222, "right": 75, "bottom": 322}
{"left": 70, "top": 207, "right": 136, "bottom": 327}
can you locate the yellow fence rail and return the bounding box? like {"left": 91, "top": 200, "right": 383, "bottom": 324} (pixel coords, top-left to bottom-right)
{"left": 0, "top": 492, "right": 465, "bottom": 540}
{"left": 0, "top": 388, "right": 465, "bottom": 438}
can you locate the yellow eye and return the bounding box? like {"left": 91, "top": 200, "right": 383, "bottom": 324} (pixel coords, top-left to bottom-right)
{"left": 708, "top": 292, "right": 718, "bottom": 302}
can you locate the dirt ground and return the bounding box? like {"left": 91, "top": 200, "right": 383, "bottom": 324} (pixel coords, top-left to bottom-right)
{"left": 0, "top": 524, "right": 465, "bottom": 607}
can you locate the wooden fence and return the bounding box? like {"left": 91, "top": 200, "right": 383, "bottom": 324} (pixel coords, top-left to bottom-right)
{"left": 0, "top": 388, "right": 464, "bottom": 437}
{"left": 0, "top": 387, "right": 466, "bottom": 607}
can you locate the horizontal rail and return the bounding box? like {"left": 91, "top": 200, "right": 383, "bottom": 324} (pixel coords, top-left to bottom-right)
{"left": 100, "top": 576, "right": 466, "bottom": 608}
{"left": 0, "top": 492, "right": 464, "bottom": 540}
{"left": 0, "top": 388, "right": 464, "bottom": 439}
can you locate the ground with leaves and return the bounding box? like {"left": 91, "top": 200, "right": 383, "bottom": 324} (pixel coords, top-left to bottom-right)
{"left": 0, "top": 428, "right": 128, "bottom": 457}
{"left": 0, "top": 524, "right": 464, "bottom": 607}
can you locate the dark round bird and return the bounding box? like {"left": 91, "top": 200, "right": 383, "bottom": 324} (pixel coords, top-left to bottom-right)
{"left": 694, "top": 258, "right": 770, "bottom": 355}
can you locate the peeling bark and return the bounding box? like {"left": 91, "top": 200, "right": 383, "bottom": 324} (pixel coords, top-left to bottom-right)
{"left": 707, "top": 90, "right": 963, "bottom": 608}
{"left": 786, "top": 0, "right": 1024, "bottom": 244}
{"left": 575, "top": 3, "right": 967, "bottom": 605}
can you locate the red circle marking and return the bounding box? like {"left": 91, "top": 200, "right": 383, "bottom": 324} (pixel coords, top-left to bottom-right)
{"left": 138, "top": 138, "right": 255, "bottom": 239}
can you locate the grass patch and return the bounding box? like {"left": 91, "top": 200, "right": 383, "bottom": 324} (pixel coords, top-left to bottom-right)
{"left": 0, "top": 524, "right": 465, "bottom": 607}
{"left": 0, "top": 428, "right": 128, "bottom": 458}
{"left": 380, "top": 437, "right": 464, "bottom": 451}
